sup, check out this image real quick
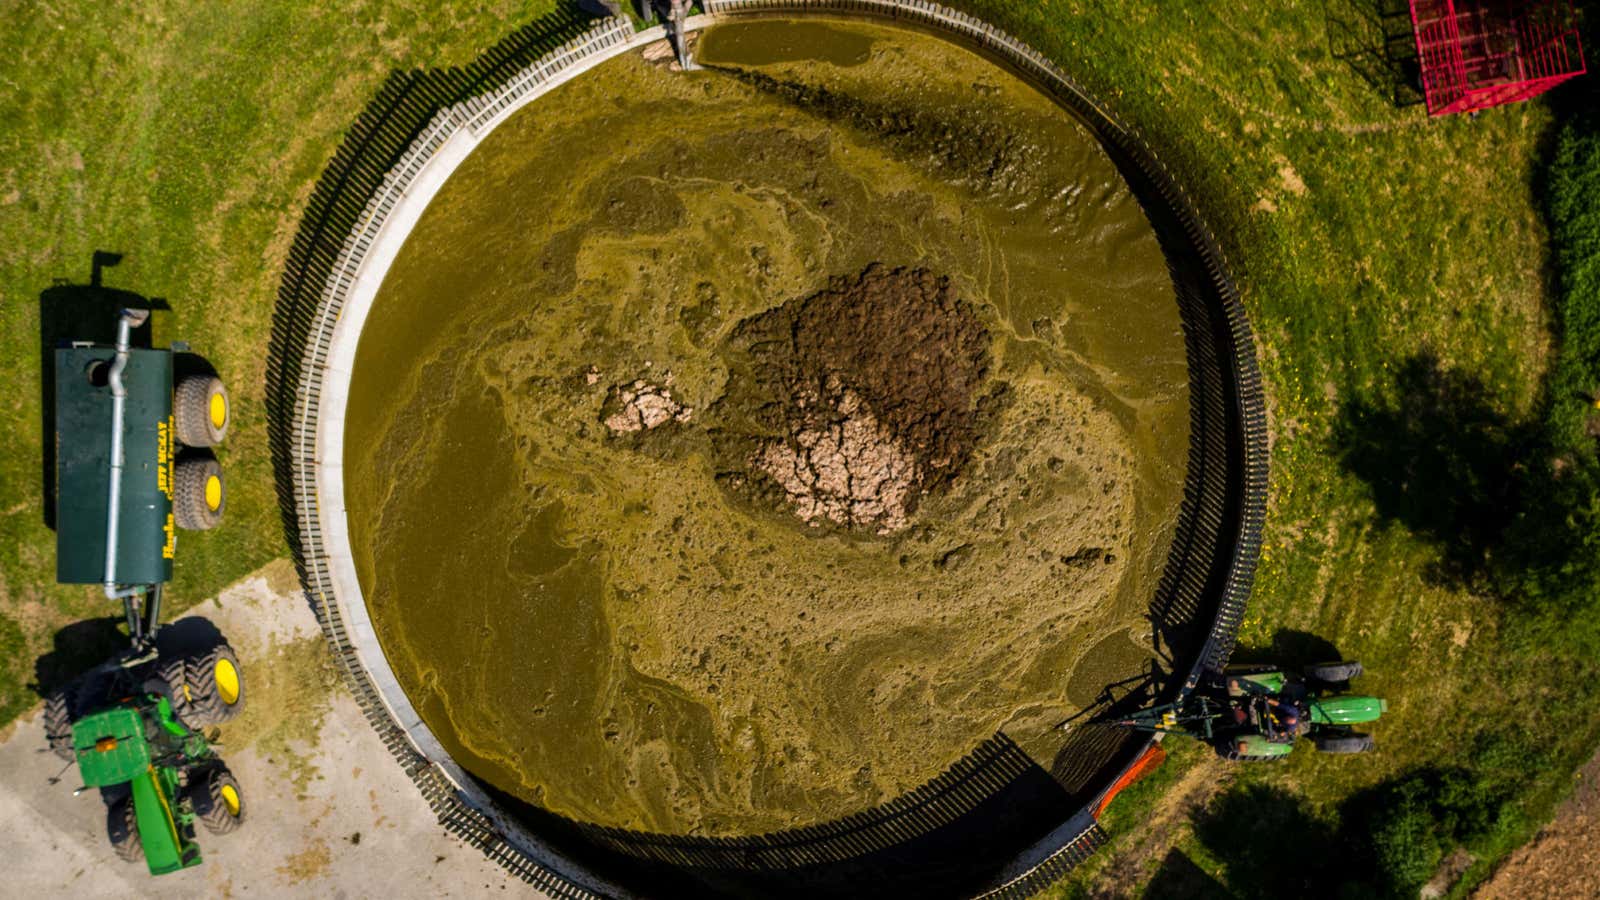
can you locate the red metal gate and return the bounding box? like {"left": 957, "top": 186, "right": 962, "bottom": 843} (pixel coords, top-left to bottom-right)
{"left": 1408, "top": 0, "right": 1586, "bottom": 115}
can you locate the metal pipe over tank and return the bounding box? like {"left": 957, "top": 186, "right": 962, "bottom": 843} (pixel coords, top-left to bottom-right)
{"left": 103, "top": 307, "right": 150, "bottom": 601}
{"left": 663, "top": 0, "right": 699, "bottom": 70}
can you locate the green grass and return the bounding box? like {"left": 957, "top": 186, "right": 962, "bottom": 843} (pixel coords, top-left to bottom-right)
{"left": 956, "top": 1, "right": 1600, "bottom": 895}
{"left": 2, "top": 0, "right": 1597, "bottom": 895}
{"left": 0, "top": 0, "right": 562, "bottom": 724}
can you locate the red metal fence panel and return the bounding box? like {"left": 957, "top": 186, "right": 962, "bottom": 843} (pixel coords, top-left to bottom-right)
{"left": 1407, "top": 0, "right": 1585, "bottom": 115}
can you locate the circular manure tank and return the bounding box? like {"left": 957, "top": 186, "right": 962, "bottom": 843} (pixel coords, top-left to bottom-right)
{"left": 272, "top": 4, "right": 1266, "bottom": 898}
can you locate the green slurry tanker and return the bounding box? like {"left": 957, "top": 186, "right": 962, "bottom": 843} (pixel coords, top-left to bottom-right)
{"left": 44, "top": 307, "right": 247, "bottom": 875}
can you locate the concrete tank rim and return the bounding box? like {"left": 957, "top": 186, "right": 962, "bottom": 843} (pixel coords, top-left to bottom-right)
{"left": 292, "top": 5, "right": 1268, "bottom": 898}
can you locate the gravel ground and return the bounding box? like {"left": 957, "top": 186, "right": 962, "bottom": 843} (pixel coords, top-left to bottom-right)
{"left": 0, "top": 561, "right": 538, "bottom": 898}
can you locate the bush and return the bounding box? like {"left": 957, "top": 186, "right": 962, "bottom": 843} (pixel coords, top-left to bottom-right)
{"left": 1495, "top": 100, "right": 1600, "bottom": 654}
{"left": 1343, "top": 753, "right": 1538, "bottom": 899}
{"left": 1544, "top": 107, "right": 1600, "bottom": 448}
{"left": 1368, "top": 780, "right": 1444, "bottom": 896}
{"left": 1504, "top": 454, "right": 1600, "bottom": 651}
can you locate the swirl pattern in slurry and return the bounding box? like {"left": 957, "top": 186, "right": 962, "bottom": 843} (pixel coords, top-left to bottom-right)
{"left": 344, "top": 18, "right": 1187, "bottom": 836}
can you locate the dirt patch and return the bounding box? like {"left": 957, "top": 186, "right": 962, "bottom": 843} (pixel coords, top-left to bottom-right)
{"left": 1278, "top": 163, "right": 1308, "bottom": 196}
{"left": 1080, "top": 753, "right": 1234, "bottom": 899}
{"left": 714, "top": 264, "right": 1001, "bottom": 532}
{"left": 1422, "top": 848, "right": 1474, "bottom": 898}
{"left": 1476, "top": 747, "right": 1600, "bottom": 899}
{"left": 276, "top": 837, "right": 332, "bottom": 886}
{"left": 227, "top": 635, "right": 342, "bottom": 800}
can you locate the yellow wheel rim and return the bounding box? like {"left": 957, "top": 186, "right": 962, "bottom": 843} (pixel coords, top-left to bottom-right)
{"left": 214, "top": 658, "right": 240, "bottom": 705}
{"left": 205, "top": 475, "right": 223, "bottom": 511}
{"left": 209, "top": 391, "right": 228, "bottom": 429}
{"left": 220, "top": 783, "right": 240, "bottom": 816}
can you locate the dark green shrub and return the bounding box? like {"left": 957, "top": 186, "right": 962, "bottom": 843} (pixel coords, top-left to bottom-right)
{"left": 1544, "top": 114, "right": 1600, "bottom": 448}
{"left": 1367, "top": 779, "right": 1444, "bottom": 898}
{"left": 1504, "top": 454, "right": 1600, "bottom": 652}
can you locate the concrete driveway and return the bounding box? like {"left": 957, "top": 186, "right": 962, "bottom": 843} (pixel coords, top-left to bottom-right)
{"left": 0, "top": 561, "right": 536, "bottom": 898}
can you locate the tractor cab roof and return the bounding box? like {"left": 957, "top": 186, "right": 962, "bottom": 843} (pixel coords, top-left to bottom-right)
{"left": 72, "top": 707, "right": 151, "bottom": 787}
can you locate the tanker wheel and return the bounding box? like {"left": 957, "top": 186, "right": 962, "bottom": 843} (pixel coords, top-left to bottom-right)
{"left": 43, "top": 689, "right": 75, "bottom": 761}
{"left": 174, "top": 373, "right": 229, "bottom": 447}
{"left": 174, "top": 457, "right": 224, "bottom": 530}
{"left": 1313, "top": 733, "right": 1375, "bottom": 754}
{"left": 183, "top": 643, "right": 244, "bottom": 726}
{"left": 192, "top": 765, "right": 245, "bottom": 835}
{"left": 108, "top": 796, "right": 143, "bottom": 863}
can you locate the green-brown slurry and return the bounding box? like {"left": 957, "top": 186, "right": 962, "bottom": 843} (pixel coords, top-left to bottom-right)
{"left": 0, "top": 0, "right": 1582, "bottom": 893}
{"left": 344, "top": 20, "right": 1187, "bottom": 836}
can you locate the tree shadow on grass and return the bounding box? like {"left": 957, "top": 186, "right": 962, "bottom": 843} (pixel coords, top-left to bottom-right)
{"left": 1189, "top": 783, "right": 1344, "bottom": 900}
{"left": 1142, "top": 848, "right": 1230, "bottom": 900}
{"left": 1320, "top": 0, "right": 1425, "bottom": 109}
{"left": 1228, "top": 629, "right": 1345, "bottom": 671}
{"left": 1183, "top": 782, "right": 1403, "bottom": 900}
{"left": 1332, "top": 353, "right": 1539, "bottom": 590}
{"left": 1174, "top": 766, "right": 1516, "bottom": 899}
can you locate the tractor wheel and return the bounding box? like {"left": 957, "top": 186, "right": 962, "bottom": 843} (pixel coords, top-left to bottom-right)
{"left": 174, "top": 373, "right": 229, "bottom": 447}
{"left": 43, "top": 689, "right": 75, "bottom": 761}
{"left": 1304, "top": 661, "right": 1363, "bottom": 684}
{"left": 108, "top": 796, "right": 143, "bottom": 863}
{"left": 184, "top": 643, "right": 244, "bottom": 726}
{"left": 155, "top": 653, "right": 199, "bottom": 725}
{"left": 192, "top": 766, "right": 245, "bottom": 835}
{"left": 1313, "top": 733, "right": 1376, "bottom": 754}
{"left": 174, "top": 457, "right": 225, "bottom": 530}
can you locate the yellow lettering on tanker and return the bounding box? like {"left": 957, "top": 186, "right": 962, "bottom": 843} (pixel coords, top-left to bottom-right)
{"left": 156, "top": 418, "right": 173, "bottom": 498}
{"left": 163, "top": 513, "right": 176, "bottom": 559}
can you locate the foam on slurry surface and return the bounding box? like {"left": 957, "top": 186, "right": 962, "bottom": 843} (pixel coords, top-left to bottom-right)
{"left": 343, "top": 18, "right": 1188, "bottom": 837}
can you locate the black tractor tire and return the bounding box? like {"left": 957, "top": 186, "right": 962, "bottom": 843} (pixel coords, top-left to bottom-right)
{"left": 1313, "top": 733, "right": 1376, "bottom": 754}
{"left": 1304, "top": 661, "right": 1364, "bottom": 684}
{"left": 43, "top": 690, "right": 75, "bottom": 761}
{"left": 174, "top": 373, "right": 229, "bottom": 447}
{"left": 154, "top": 653, "right": 199, "bottom": 725}
{"left": 192, "top": 766, "right": 245, "bottom": 835}
{"left": 183, "top": 643, "right": 244, "bottom": 726}
{"left": 173, "top": 456, "right": 224, "bottom": 530}
{"left": 109, "top": 796, "right": 142, "bottom": 863}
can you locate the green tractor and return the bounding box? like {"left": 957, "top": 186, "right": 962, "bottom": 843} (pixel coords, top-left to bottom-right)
{"left": 1108, "top": 661, "right": 1386, "bottom": 761}
{"left": 48, "top": 650, "right": 247, "bottom": 873}
{"left": 43, "top": 307, "right": 247, "bottom": 875}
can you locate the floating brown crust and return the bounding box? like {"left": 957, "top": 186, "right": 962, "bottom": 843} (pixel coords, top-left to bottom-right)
{"left": 601, "top": 379, "right": 693, "bottom": 434}
{"left": 715, "top": 264, "right": 999, "bottom": 531}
